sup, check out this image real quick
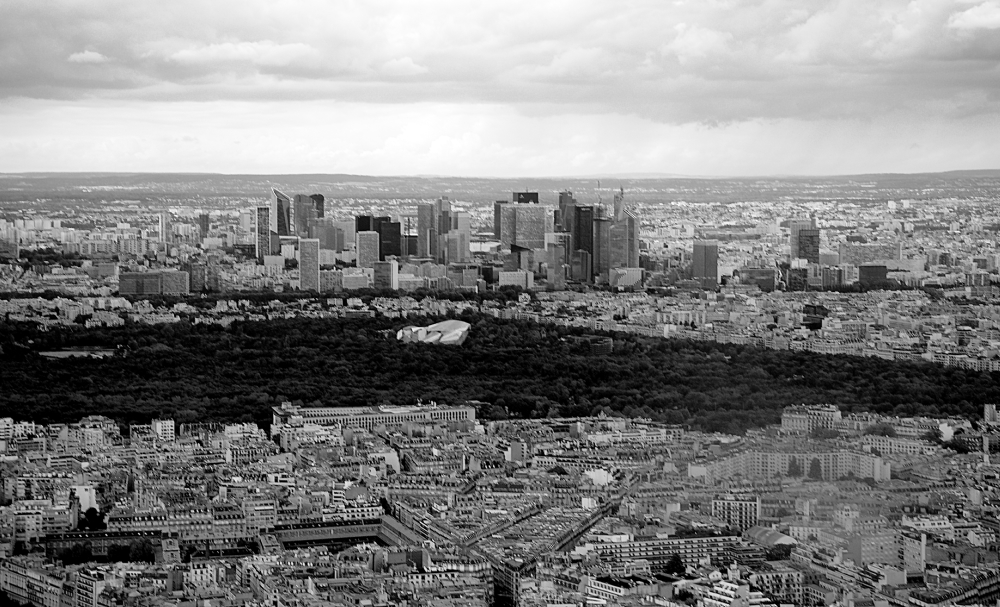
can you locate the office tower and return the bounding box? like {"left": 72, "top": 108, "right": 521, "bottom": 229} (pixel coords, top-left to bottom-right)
{"left": 418, "top": 197, "right": 462, "bottom": 263}
{"left": 797, "top": 228, "right": 820, "bottom": 264}
{"left": 272, "top": 188, "right": 292, "bottom": 236}
{"left": 373, "top": 259, "right": 399, "bottom": 290}
{"left": 693, "top": 240, "right": 719, "bottom": 290}
{"left": 310, "top": 194, "right": 325, "bottom": 219}
{"left": 788, "top": 218, "right": 815, "bottom": 262}
{"left": 255, "top": 205, "right": 271, "bottom": 261}
{"left": 356, "top": 215, "right": 374, "bottom": 233}
{"left": 299, "top": 238, "right": 320, "bottom": 292}
{"left": 449, "top": 211, "right": 472, "bottom": 263}
{"left": 514, "top": 192, "right": 539, "bottom": 204}
{"left": 592, "top": 216, "right": 613, "bottom": 280}
{"left": 377, "top": 220, "right": 401, "bottom": 260}
{"left": 609, "top": 211, "right": 639, "bottom": 270}
{"left": 497, "top": 200, "right": 550, "bottom": 250}
{"left": 986, "top": 404, "right": 998, "bottom": 423}
{"left": 239, "top": 209, "right": 254, "bottom": 233}
{"left": 444, "top": 231, "right": 470, "bottom": 265}
{"left": 493, "top": 200, "right": 504, "bottom": 240}
{"left": 558, "top": 191, "right": 577, "bottom": 234}
{"left": 157, "top": 212, "right": 170, "bottom": 243}
{"left": 314, "top": 219, "right": 345, "bottom": 251}
{"left": 335, "top": 220, "right": 356, "bottom": 248}
{"left": 357, "top": 231, "right": 380, "bottom": 268}
{"left": 418, "top": 203, "right": 439, "bottom": 258}
{"left": 293, "top": 194, "right": 319, "bottom": 238}
{"left": 402, "top": 234, "right": 417, "bottom": 256}
{"left": 197, "top": 213, "right": 210, "bottom": 238}
{"left": 571, "top": 250, "right": 592, "bottom": 282}
{"left": 573, "top": 205, "right": 595, "bottom": 259}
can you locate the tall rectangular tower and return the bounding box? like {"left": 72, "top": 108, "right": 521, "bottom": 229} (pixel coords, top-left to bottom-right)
{"left": 299, "top": 238, "right": 320, "bottom": 292}
{"left": 272, "top": 188, "right": 292, "bottom": 237}
{"left": 255, "top": 206, "right": 271, "bottom": 262}
{"left": 797, "top": 228, "right": 820, "bottom": 264}
{"left": 357, "top": 231, "right": 380, "bottom": 269}
{"left": 693, "top": 240, "right": 719, "bottom": 290}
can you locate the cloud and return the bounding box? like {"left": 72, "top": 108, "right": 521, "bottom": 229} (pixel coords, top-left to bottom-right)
{"left": 0, "top": 1, "right": 998, "bottom": 174}
{"left": 948, "top": 2, "right": 1000, "bottom": 29}
{"left": 165, "top": 41, "right": 319, "bottom": 67}
{"left": 380, "top": 57, "right": 428, "bottom": 77}
{"left": 67, "top": 50, "right": 108, "bottom": 63}
{"left": 663, "top": 24, "right": 732, "bottom": 65}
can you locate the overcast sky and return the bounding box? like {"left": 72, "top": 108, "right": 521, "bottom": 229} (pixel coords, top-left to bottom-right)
{"left": 1, "top": 0, "right": 999, "bottom": 176}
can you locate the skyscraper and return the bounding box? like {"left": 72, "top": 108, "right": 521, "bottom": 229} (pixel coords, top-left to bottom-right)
{"left": 609, "top": 211, "right": 639, "bottom": 270}
{"left": 299, "top": 238, "right": 320, "bottom": 292}
{"left": 272, "top": 188, "right": 292, "bottom": 237}
{"left": 418, "top": 202, "right": 439, "bottom": 258}
{"left": 693, "top": 240, "right": 719, "bottom": 290}
{"left": 592, "top": 216, "right": 613, "bottom": 280}
{"left": 357, "top": 231, "right": 380, "bottom": 268}
{"left": 197, "top": 213, "right": 210, "bottom": 238}
{"left": 356, "top": 215, "right": 374, "bottom": 233}
{"left": 310, "top": 193, "right": 325, "bottom": 219}
{"left": 797, "top": 228, "right": 820, "bottom": 264}
{"left": 255, "top": 205, "right": 271, "bottom": 262}
{"left": 158, "top": 212, "right": 170, "bottom": 244}
{"left": 497, "top": 200, "right": 551, "bottom": 250}
{"left": 377, "top": 220, "right": 401, "bottom": 260}
{"left": 788, "top": 218, "right": 816, "bottom": 262}
{"left": 373, "top": 260, "right": 399, "bottom": 290}
{"left": 557, "top": 190, "right": 577, "bottom": 235}
{"left": 293, "top": 194, "right": 319, "bottom": 238}
{"left": 573, "top": 205, "right": 595, "bottom": 260}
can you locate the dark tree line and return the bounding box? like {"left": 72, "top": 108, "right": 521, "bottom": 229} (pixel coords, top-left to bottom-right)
{"left": 2, "top": 313, "right": 999, "bottom": 434}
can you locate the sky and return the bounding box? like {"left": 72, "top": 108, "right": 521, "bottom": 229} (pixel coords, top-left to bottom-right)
{"left": 1, "top": 0, "right": 999, "bottom": 177}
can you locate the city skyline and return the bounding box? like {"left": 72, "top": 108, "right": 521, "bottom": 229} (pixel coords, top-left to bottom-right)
{"left": 1, "top": 1, "right": 999, "bottom": 176}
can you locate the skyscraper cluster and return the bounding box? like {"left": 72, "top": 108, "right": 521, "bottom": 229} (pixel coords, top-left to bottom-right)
{"left": 555, "top": 187, "right": 639, "bottom": 284}
{"left": 418, "top": 196, "right": 472, "bottom": 265}
{"left": 247, "top": 186, "right": 645, "bottom": 293}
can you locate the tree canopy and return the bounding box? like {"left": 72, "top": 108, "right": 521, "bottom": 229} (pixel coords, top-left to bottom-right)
{"left": 2, "top": 313, "right": 999, "bottom": 433}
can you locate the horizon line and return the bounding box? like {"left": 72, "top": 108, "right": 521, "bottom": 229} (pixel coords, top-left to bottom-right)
{"left": 1, "top": 168, "right": 999, "bottom": 181}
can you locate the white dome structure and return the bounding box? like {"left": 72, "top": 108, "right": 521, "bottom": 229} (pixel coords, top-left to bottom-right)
{"left": 396, "top": 320, "right": 470, "bottom": 346}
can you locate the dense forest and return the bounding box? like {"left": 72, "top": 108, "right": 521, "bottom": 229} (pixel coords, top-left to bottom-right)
{"left": 1, "top": 313, "right": 997, "bottom": 434}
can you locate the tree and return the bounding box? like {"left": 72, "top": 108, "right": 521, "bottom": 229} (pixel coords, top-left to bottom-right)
{"left": 664, "top": 553, "right": 685, "bottom": 575}
{"left": 765, "top": 544, "right": 793, "bottom": 561}
{"left": 59, "top": 543, "right": 93, "bottom": 566}
{"left": 809, "top": 427, "right": 839, "bottom": 440}
{"left": 787, "top": 457, "right": 802, "bottom": 477}
{"left": 78, "top": 507, "right": 106, "bottom": 531}
{"left": 808, "top": 458, "right": 823, "bottom": 480}
{"left": 128, "top": 539, "right": 155, "bottom": 563}
{"left": 864, "top": 422, "right": 896, "bottom": 437}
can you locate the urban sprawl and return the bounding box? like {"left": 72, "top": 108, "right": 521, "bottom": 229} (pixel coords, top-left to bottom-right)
{"left": 2, "top": 184, "right": 1000, "bottom": 607}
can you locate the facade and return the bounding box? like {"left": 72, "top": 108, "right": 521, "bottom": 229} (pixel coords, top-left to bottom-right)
{"left": 299, "top": 238, "right": 320, "bottom": 292}
{"left": 271, "top": 188, "right": 292, "bottom": 237}
{"left": 693, "top": 240, "right": 719, "bottom": 290}
{"left": 787, "top": 218, "right": 815, "bottom": 262}
{"left": 255, "top": 205, "right": 271, "bottom": 261}
{"left": 119, "top": 271, "right": 189, "bottom": 296}
{"left": 796, "top": 228, "right": 820, "bottom": 264}
{"left": 271, "top": 403, "right": 476, "bottom": 433}
{"left": 711, "top": 495, "right": 761, "bottom": 531}
{"left": 373, "top": 260, "right": 399, "bottom": 291}
{"left": 357, "top": 231, "right": 380, "bottom": 269}
{"left": 579, "top": 532, "right": 740, "bottom": 570}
